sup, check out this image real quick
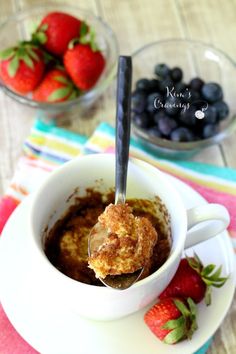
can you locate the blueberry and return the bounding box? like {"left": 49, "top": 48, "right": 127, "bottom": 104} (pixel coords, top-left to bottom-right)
{"left": 148, "top": 126, "right": 162, "bottom": 138}
{"left": 154, "top": 63, "right": 170, "bottom": 78}
{"left": 153, "top": 109, "right": 169, "bottom": 124}
{"left": 174, "top": 82, "right": 188, "bottom": 94}
{"left": 133, "top": 112, "right": 151, "bottom": 129}
{"left": 159, "top": 77, "right": 174, "bottom": 94}
{"left": 135, "top": 78, "right": 152, "bottom": 91}
{"left": 187, "top": 89, "right": 201, "bottom": 103}
{"left": 189, "top": 78, "right": 204, "bottom": 92}
{"left": 212, "top": 101, "right": 229, "bottom": 120}
{"left": 203, "top": 105, "right": 217, "bottom": 124}
{"left": 148, "top": 79, "right": 160, "bottom": 91}
{"left": 170, "top": 67, "right": 183, "bottom": 82}
{"left": 147, "top": 92, "right": 163, "bottom": 105}
{"left": 202, "top": 124, "right": 219, "bottom": 139}
{"left": 131, "top": 90, "right": 147, "bottom": 113}
{"left": 146, "top": 102, "right": 158, "bottom": 114}
{"left": 157, "top": 116, "right": 177, "bottom": 136}
{"left": 179, "top": 106, "right": 197, "bottom": 126}
{"left": 170, "top": 127, "right": 194, "bottom": 142}
{"left": 201, "top": 82, "right": 223, "bottom": 103}
{"left": 165, "top": 96, "right": 181, "bottom": 116}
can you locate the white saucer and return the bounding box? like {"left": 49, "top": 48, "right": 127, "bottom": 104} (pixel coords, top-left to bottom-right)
{"left": 0, "top": 174, "right": 235, "bottom": 354}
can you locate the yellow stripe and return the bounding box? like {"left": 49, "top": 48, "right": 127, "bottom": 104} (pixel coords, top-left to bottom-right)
{"left": 88, "top": 135, "right": 114, "bottom": 150}
{"left": 28, "top": 135, "right": 81, "bottom": 157}
{"left": 130, "top": 148, "right": 236, "bottom": 196}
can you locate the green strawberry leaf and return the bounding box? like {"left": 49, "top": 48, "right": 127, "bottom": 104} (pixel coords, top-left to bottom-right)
{"left": 193, "top": 252, "right": 203, "bottom": 265}
{"left": 0, "top": 47, "right": 15, "bottom": 60}
{"left": 31, "top": 33, "right": 40, "bottom": 46}
{"left": 89, "top": 28, "right": 98, "bottom": 52}
{"left": 26, "top": 20, "right": 40, "bottom": 35}
{"left": 163, "top": 326, "right": 185, "bottom": 344}
{"left": 187, "top": 298, "right": 197, "bottom": 318}
{"left": 48, "top": 86, "right": 72, "bottom": 102}
{"left": 174, "top": 299, "right": 190, "bottom": 317}
{"left": 8, "top": 55, "right": 19, "bottom": 77}
{"left": 35, "top": 31, "right": 47, "bottom": 44}
{"left": 78, "top": 25, "right": 99, "bottom": 52}
{"left": 42, "top": 50, "right": 58, "bottom": 64}
{"left": 208, "top": 278, "right": 228, "bottom": 287}
{"left": 162, "top": 316, "right": 185, "bottom": 330}
{"left": 79, "top": 37, "right": 89, "bottom": 45}
{"left": 186, "top": 255, "right": 202, "bottom": 273}
{"left": 205, "top": 286, "right": 211, "bottom": 306}
{"left": 40, "top": 23, "right": 48, "bottom": 31}
{"left": 68, "top": 38, "right": 80, "bottom": 50}
{"left": 54, "top": 75, "right": 70, "bottom": 85}
{"left": 80, "top": 22, "right": 88, "bottom": 38}
{"left": 68, "top": 90, "right": 79, "bottom": 100}
{"left": 90, "top": 42, "right": 98, "bottom": 52}
{"left": 207, "top": 265, "right": 222, "bottom": 279}
{"left": 22, "top": 55, "right": 34, "bottom": 69}
{"left": 27, "top": 48, "right": 40, "bottom": 61}
{"left": 201, "top": 264, "right": 216, "bottom": 277}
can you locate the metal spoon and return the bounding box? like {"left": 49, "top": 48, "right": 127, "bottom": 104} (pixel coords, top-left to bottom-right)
{"left": 88, "top": 56, "right": 144, "bottom": 290}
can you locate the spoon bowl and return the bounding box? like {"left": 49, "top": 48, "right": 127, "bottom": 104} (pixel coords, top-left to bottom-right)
{"left": 88, "top": 221, "right": 144, "bottom": 289}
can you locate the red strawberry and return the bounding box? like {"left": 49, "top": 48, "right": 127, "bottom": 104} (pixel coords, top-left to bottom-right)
{"left": 159, "top": 253, "right": 228, "bottom": 305}
{"left": 33, "top": 68, "right": 78, "bottom": 103}
{"left": 63, "top": 44, "right": 105, "bottom": 91}
{"left": 0, "top": 44, "right": 45, "bottom": 94}
{"left": 144, "top": 297, "right": 197, "bottom": 344}
{"left": 33, "top": 12, "right": 87, "bottom": 56}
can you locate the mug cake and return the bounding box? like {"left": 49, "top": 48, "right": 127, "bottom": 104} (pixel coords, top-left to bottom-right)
{"left": 44, "top": 188, "right": 172, "bottom": 285}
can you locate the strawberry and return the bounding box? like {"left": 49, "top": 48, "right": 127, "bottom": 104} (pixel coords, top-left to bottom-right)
{"left": 33, "top": 68, "right": 78, "bottom": 103}
{"left": 159, "top": 253, "right": 228, "bottom": 305}
{"left": 63, "top": 43, "right": 105, "bottom": 91}
{"left": 0, "top": 44, "right": 45, "bottom": 94}
{"left": 33, "top": 12, "right": 87, "bottom": 56}
{"left": 144, "top": 297, "right": 197, "bottom": 344}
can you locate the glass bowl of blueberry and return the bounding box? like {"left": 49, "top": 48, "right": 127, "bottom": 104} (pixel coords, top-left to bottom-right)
{"left": 131, "top": 39, "right": 236, "bottom": 159}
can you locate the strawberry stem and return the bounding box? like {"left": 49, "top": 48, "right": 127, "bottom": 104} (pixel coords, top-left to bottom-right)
{"left": 186, "top": 252, "right": 228, "bottom": 306}
{"left": 162, "top": 298, "right": 198, "bottom": 344}
{"left": 68, "top": 23, "right": 100, "bottom": 52}
{"left": 0, "top": 42, "right": 44, "bottom": 77}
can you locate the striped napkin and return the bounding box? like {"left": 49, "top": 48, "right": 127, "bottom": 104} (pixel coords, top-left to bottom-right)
{"left": 1, "top": 118, "right": 236, "bottom": 353}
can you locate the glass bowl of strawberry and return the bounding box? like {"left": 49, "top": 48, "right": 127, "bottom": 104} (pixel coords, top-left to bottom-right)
{"left": 131, "top": 39, "right": 236, "bottom": 159}
{"left": 0, "top": 4, "right": 118, "bottom": 121}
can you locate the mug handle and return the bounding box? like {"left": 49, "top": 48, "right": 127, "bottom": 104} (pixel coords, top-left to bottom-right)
{"left": 184, "top": 203, "right": 230, "bottom": 249}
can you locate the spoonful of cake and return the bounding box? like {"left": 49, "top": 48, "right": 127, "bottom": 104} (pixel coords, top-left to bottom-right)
{"left": 88, "top": 56, "right": 158, "bottom": 290}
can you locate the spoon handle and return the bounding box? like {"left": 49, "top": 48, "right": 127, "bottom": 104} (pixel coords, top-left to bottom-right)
{"left": 115, "top": 56, "right": 132, "bottom": 205}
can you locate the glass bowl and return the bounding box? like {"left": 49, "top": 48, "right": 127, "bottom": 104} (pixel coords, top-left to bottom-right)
{"left": 131, "top": 39, "right": 236, "bottom": 159}
{"left": 0, "top": 3, "right": 118, "bottom": 122}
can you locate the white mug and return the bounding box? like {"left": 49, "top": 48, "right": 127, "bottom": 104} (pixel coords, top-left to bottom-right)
{"left": 28, "top": 154, "right": 230, "bottom": 320}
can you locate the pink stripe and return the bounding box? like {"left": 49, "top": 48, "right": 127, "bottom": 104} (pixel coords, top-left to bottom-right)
{"left": 167, "top": 172, "right": 236, "bottom": 233}
{"left": 22, "top": 157, "right": 54, "bottom": 172}
{"left": 0, "top": 196, "right": 19, "bottom": 234}
{"left": 230, "top": 230, "right": 236, "bottom": 239}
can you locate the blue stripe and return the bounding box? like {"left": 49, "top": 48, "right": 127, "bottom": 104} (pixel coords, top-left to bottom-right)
{"left": 23, "top": 142, "right": 69, "bottom": 164}
{"left": 194, "top": 338, "right": 213, "bottom": 354}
